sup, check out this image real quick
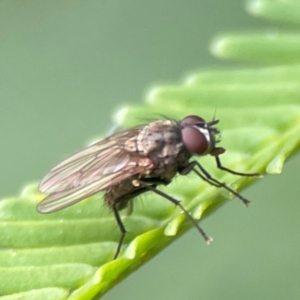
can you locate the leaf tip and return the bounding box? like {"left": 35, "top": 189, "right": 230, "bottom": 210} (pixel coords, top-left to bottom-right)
{"left": 266, "top": 154, "right": 285, "bottom": 174}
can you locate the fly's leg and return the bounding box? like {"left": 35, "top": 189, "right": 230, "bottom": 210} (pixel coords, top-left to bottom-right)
{"left": 181, "top": 161, "right": 252, "bottom": 206}
{"left": 214, "top": 155, "right": 261, "bottom": 177}
{"left": 112, "top": 185, "right": 156, "bottom": 259}
{"left": 210, "top": 147, "right": 261, "bottom": 177}
{"left": 136, "top": 179, "right": 213, "bottom": 244}
{"left": 112, "top": 175, "right": 211, "bottom": 259}
{"left": 179, "top": 162, "right": 221, "bottom": 188}
{"left": 112, "top": 204, "right": 126, "bottom": 259}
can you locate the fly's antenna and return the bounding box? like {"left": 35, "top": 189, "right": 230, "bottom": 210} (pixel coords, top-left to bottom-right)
{"left": 207, "top": 103, "right": 221, "bottom": 142}
{"left": 207, "top": 103, "right": 219, "bottom": 128}
{"left": 212, "top": 103, "right": 218, "bottom": 122}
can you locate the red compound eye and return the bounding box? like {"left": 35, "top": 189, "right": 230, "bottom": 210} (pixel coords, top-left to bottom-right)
{"left": 181, "top": 115, "right": 211, "bottom": 155}
{"left": 182, "top": 126, "right": 209, "bottom": 155}
{"left": 181, "top": 115, "right": 205, "bottom": 126}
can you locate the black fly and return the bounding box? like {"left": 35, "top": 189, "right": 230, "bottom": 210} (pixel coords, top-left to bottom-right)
{"left": 38, "top": 115, "right": 260, "bottom": 259}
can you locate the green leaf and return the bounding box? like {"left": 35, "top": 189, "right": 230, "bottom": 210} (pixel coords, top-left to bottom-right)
{"left": 0, "top": 288, "right": 69, "bottom": 300}
{"left": 1, "top": 2, "right": 300, "bottom": 300}
{"left": 211, "top": 32, "right": 300, "bottom": 64}
{"left": 246, "top": 0, "right": 300, "bottom": 26}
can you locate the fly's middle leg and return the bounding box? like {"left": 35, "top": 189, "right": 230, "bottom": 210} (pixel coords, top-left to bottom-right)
{"left": 136, "top": 179, "right": 213, "bottom": 245}
{"left": 180, "top": 161, "right": 252, "bottom": 206}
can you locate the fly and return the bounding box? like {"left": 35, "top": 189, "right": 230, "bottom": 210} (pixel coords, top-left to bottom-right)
{"left": 37, "top": 115, "right": 260, "bottom": 259}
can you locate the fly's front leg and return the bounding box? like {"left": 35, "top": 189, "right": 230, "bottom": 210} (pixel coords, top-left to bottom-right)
{"left": 214, "top": 155, "right": 261, "bottom": 177}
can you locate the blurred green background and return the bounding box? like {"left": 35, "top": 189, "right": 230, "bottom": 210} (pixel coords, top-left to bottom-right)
{"left": 0, "top": 0, "right": 299, "bottom": 299}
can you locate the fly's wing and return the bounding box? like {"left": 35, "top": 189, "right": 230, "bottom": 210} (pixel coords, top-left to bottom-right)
{"left": 38, "top": 127, "right": 155, "bottom": 213}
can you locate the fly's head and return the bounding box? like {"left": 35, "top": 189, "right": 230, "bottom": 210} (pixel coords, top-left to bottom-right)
{"left": 180, "top": 115, "right": 225, "bottom": 157}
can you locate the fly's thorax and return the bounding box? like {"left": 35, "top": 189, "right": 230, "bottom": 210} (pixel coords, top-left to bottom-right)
{"left": 124, "top": 120, "right": 183, "bottom": 157}
{"left": 146, "top": 147, "right": 191, "bottom": 182}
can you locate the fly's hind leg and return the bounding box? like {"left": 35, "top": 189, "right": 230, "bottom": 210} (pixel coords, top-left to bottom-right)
{"left": 112, "top": 204, "right": 126, "bottom": 260}
{"left": 111, "top": 186, "right": 154, "bottom": 259}
{"left": 112, "top": 177, "right": 195, "bottom": 259}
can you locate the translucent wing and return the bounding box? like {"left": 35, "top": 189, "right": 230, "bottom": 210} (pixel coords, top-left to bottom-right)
{"left": 38, "top": 127, "right": 154, "bottom": 213}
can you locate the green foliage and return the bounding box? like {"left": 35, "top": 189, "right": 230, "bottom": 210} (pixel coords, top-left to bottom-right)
{"left": 1, "top": 1, "right": 300, "bottom": 299}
